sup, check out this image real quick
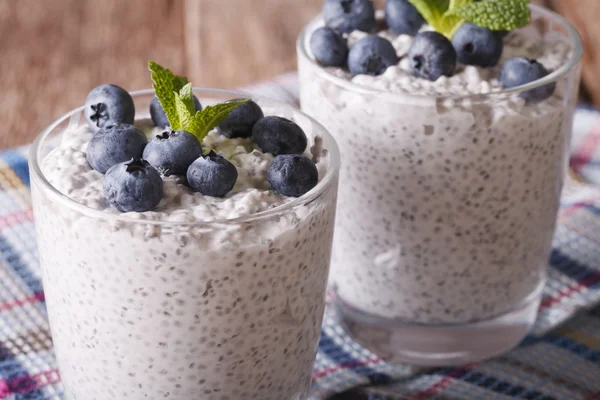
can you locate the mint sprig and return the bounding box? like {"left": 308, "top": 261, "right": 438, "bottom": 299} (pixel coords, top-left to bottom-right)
{"left": 176, "top": 96, "right": 249, "bottom": 141}
{"left": 148, "top": 61, "right": 248, "bottom": 142}
{"left": 148, "top": 61, "right": 189, "bottom": 129}
{"left": 408, "top": 0, "right": 531, "bottom": 38}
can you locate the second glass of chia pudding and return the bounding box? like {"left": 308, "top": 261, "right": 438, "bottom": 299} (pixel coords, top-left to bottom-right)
{"left": 298, "top": 0, "right": 582, "bottom": 365}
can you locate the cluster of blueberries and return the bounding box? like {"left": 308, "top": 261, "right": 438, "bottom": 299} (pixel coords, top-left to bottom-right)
{"left": 310, "top": 0, "right": 555, "bottom": 102}
{"left": 83, "top": 84, "right": 319, "bottom": 213}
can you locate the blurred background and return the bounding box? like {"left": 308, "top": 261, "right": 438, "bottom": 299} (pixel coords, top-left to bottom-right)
{"left": 0, "top": 0, "right": 595, "bottom": 148}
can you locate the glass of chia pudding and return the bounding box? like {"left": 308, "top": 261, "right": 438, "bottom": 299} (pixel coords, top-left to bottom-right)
{"left": 29, "top": 67, "right": 340, "bottom": 399}
{"left": 298, "top": 0, "right": 582, "bottom": 365}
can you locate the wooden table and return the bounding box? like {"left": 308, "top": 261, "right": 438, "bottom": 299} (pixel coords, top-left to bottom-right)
{"left": 0, "top": 0, "right": 589, "bottom": 149}
{"left": 0, "top": 0, "right": 334, "bottom": 148}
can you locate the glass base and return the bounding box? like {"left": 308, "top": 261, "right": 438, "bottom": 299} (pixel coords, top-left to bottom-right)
{"left": 332, "top": 286, "right": 542, "bottom": 366}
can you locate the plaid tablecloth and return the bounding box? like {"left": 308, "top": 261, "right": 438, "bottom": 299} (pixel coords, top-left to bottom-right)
{"left": 2, "top": 74, "right": 600, "bottom": 399}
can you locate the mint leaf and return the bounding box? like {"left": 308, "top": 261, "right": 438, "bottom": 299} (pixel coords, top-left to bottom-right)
{"left": 409, "top": 0, "right": 466, "bottom": 37}
{"left": 173, "top": 92, "right": 193, "bottom": 131}
{"left": 448, "top": 0, "right": 531, "bottom": 31}
{"left": 173, "top": 75, "right": 189, "bottom": 93}
{"left": 449, "top": 0, "right": 471, "bottom": 8}
{"left": 429, "top": 0, "right": 450, "bottom": 10}
{"left": 186, "top": 99, "right": 249, "bottom": 142}
{"left": 438, "top": 14, "right": 465, "bottom": 37}
{"left": 148, "top": 61, "right": 189, "bottom": 128}
{"left": 174, "top": 96, "right": 248, "bottom": 142}
{"left": 178, "top": 83, "right": 195, "bottom": 115}
{"left": 408, "top": 0, "right": 449, "bottom": 31}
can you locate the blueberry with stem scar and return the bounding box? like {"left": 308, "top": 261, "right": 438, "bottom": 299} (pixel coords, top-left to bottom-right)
{"left": 104, "top": 158, "right": 163, "bottom": 212}
{"left": 143, "top": 130, "right": 202, "bottom": 176}
{"left": 408, "top": 31, "right": 457, "bottom": 81}
{"left": 84, "top": 84, "right": 135, "bottom": 133}
{"left": 186, "top": 151, "right": 238, "bottom": 197}
{"left": 452, "top": 23, "right": 504, "bottom": 68}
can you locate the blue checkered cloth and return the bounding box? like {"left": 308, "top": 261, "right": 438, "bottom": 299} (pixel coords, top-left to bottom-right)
{"left": 1, "top": 75, "right": 600, "bottom": 399}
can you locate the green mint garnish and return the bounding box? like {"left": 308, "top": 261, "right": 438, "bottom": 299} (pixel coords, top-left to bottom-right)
{"left": 177, "top": 83, "right": 196, "bottom": 116}
{"left": 148, "top": 61, "right": 189, "bottom": 128}
{"left": 447, "top": 0, "right": 531, "bottom": 32}
{"left": 408, "top": 0, "right": 531, "bottom": 38}
{"left": 173, "top": 84, "right": 196, "bottom": 130}
{"left": 148, "top": 61, "right": 248, "bottom": 142}
{"left": 176, "top": 96, "right": 249, "bottom": 141}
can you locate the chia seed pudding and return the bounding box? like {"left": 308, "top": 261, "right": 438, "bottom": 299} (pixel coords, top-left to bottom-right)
{"left": 30, "top": 89, "right": 339, "bottom": 399}
{"left": 297, "top": 1, "right": 581, "bottom": 363}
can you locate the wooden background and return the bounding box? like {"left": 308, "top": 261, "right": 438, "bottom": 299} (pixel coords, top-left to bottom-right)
{"left": 0, "top": 0, "right": 593, "bottom": 149}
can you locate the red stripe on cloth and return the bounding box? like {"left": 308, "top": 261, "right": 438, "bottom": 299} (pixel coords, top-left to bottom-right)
{"left": 0, "top": 209, "right": 33, "bottom": 229}
{"left": 585, "top": 391, "right": 600, "bottom": 400}
{"left": 311, "top": 356, "right": 381, "bottom": 381}
{"left": 558, "top": 198, "right": 600, "bottom": 223}
{"left": 0, "top": 292, "right": 45, "bottom": 312}
{"left": 539, "top": 270, "right": 600, "bottom": 311}
{"left": 559, "top": 203, "right": 585, "bottom": 221}
{"left": 0, "top": 369, "right": 60, "bottom": 398}
{"left": 571, "top": 125, "right": 600, "bottom": 171}
{"left": 413, "top": 365, "right": 474, "bottom": 399}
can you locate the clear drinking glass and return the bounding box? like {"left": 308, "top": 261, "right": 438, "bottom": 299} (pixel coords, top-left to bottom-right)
{"left": 29, "top": 89, "right": 340, "bottom": 400}
{"left": 297, "top": 5, "right": 582, "bottom": 365}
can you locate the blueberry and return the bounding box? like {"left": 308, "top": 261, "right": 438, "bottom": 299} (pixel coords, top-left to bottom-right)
{"left": 252, "top": 116, "right": 308, "bottom": 156}
{"left": 385, "top": 0, "right": 425, "bottom": 36}
{"left": 150, "top": 95, "right": 202, "bottom": 128}
{"left": 87, "top": 123, "right": 148, "bottom": 174}
{"left": 348, "top": 35, "right": 398, "bottom": 76}
{"left": 500, "top": 57, "right": 556, "bottom": 102}
{"left": 323, "top": 0, "right": 376, "bottom": 33}
{"left": 217, "top": 99, "right": 264, "bottom": 138}
{"left": 104, "top": 158, "right": 163, "bottom": 212}
{"left": 451, "top": 23, "right": 503, "bottom": 67}
{"left": 268, "top": 155, "right": 318, "bottom": 197}
{"left": 84, "top": 84, "right": 135, "bottom": 133}
{"left": 310, "top": 27, "right": 349, "bottom": 67}
{"left": 142, "top": 130, "right": 202, "bottom": 176}
{"left": 186, "top": 151, "right": 238, "bottom": 197}
{"left": 408, "top": 31, "right": 457, "bottom": 81}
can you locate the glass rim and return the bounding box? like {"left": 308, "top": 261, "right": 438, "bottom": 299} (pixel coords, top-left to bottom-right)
{"left": 296, "top": 3, "right": 583, "bottom": 102}
{"left": 29, "top": 88, "right": 341, "bottom": 227}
